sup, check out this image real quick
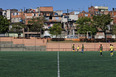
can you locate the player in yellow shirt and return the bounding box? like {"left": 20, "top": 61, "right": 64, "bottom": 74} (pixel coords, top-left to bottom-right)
{"left": 77, "top": 45, "right": 79, "bottom": 52}
{"left": 109, "top": 44, "right": 114, "bottom": 57}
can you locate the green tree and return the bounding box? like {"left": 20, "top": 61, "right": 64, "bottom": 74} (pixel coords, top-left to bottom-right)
{"left": 49, "top": 23, "right": 62, "bottom": 38}
{"left": 112, "top": 25, "right": 116, "bottom": 35}
{"left": 28, "top": 17, "right": 45, "bottom": 33}
{"left": 93, "top": 14, "right": 112, "bottom": 41}
{"left": 76, "top": 17, "right": 97, "bottom": 38}
{"left": 0, "top": 15, "right": 9, "bottom": 33}
{"left": 11, "top": 22, "right": 25, "bottom": 37}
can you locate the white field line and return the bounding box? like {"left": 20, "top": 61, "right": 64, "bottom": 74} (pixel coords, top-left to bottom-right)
{"left": 82, "top": 59, "right": 116, "bottom": 62}
{"left": 57, "top": 52, "right": 60, "bottom": 77}
{"left": 59, "top": 59, "right": 116, "bottom": 62}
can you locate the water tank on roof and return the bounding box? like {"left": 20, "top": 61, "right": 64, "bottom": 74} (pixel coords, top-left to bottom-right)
{"left": 54, "top": 13, "right": 58, "bottom": 16}
{"left": 20, "top": 19, "right": 23, "bottom": 22}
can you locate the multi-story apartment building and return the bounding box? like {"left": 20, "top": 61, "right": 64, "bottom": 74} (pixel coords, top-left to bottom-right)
{"left": 88, "top": 6, "right": 109, "bottom": 16}
{"left": 39, "top": 6, "right": 53, "bottom": 29}
{"left": 78, "top": 11, "right": 91, "bottom": 18}
{"left": 10, "top": 8, "right": 40, "bottom": 24}
{"left": 24, "top": 8, "right": 40, "bottom": 25}
{"left": 78, "top": 6, "right": 109, "bottom": 19}
{"left": 62, "top": 11, "right": 79, "bottom": 36}
{"left": 25, "top": 13, "right": 39, "bottom": 25}
{"left": 1, "top": 6, "right": 116, "bottom": 39}
{"left": 11, "top": 9, "right": 25, "bottom": 23}
{"left": 9, "top": 6, "right": 63, "bottom": 37}
{"left": 109, "top": 8, "right": 116, "bottom": 24}
{"left": 39, "top": 7, "right": 63, "bottom": 37}
{"left": 40, "top": 7, "right": 62, "bottom": 29}
{"left": 2, "top": 9, "right": 18, "bottom": 20}
{"left": 23, "top": 8, "right": 40, "bottom": 37}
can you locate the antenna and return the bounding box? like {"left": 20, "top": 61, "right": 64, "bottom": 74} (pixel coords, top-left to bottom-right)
{"left": 24, "top": 7, "right": 25, "bottom": 12}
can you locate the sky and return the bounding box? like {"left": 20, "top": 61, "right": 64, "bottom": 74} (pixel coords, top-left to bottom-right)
{"left": 0, "top": 0, "right": 116, "bottom": 12}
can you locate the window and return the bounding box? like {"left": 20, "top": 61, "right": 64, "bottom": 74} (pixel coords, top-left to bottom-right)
{"left": 85, "top": 14, "right": 88, "bottom": 17}
{"left": 54, "top": 13, "right": 58, "bottom": 16}
{"left": 17, "top": 13, "right": 18, "bottom": 15}
{"left": 64, "top": 16, "right": 69, "bottom": 18}
{"left": 33, "top": 13, "right": 36, "bottom": 16}
{"left": 4, "top": 13, "right": 6, "bottom": 15}
{"left": 91, "top": 14, "right": 93, "bottom": 16}
{"left": 49, "top": 16, "right": 52, "bottom": 19}
{"left": 34, "top": 13, "right": 36, "bottom": 16}
{"left": 15, "top": 13, "right": 17, "bottom": 15}
{"left": 45, "top": 17, "right": 49, "bottom": 20}
{"left": 13, "top": 13, "right": 15, "bottom": 16}
{"left": 55, "top": 17, "right": 59, "bottom": 20}
{"left": 50, "top": 13, "right": 53, "bottom": 16}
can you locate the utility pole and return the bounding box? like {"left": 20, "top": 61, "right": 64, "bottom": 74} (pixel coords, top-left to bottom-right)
{"left": 67, "top": 9, "right": 69, "bottom": 15}
{"left": 67, "top": 9, "right": 69, "bottom": 35}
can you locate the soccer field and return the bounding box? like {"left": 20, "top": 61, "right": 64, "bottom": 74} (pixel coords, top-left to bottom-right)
{"left": 0, "top": 51, "right": 116, "bottom": 77}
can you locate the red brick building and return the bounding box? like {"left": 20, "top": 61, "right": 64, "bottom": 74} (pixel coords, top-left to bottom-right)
{"left": 78, "top": 11, "right": 91, "bottom": 18}
{"left": 11, "top": 10, "right": 25, "bottom": 23}
{"left": 109, "top": 8, "right": 116, "bottom": 24}
{"left": 25, "top": 12, "right": 39, "bottom": 25}
{"left": 88, "top": 6, "right": 108, "bottom": 16}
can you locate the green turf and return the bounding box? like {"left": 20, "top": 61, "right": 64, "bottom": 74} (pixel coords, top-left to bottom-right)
{"left": 60, "top": 51, "right": 116, "bottom": 77}
{"left": 0, "top": 51, "right": 57, "bottom": 77}
{"left": 0, "top": 51, "right": 116, "bottom": 77}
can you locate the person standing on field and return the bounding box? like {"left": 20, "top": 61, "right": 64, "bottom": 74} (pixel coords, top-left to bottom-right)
{"left": 72, "top": 44, "right": 75, "bottom": 52}
{"left": 99, "top": 44, "right": 103, "bottom": 56}
{"left": 77, "top": 45, "right": 79, "bottom": 52}
{"left": 109, "top": 44, "right": 114, "bottom": 57}
{"left": 82, "top": 44, "right": 84, "bottom": 53}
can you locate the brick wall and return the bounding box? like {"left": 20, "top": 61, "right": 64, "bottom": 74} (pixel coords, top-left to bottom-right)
{"left": 40, "top": 7, "right": 53, "bottom": 12}
{"left": 0, "top": 37, "right": 47, "bottom": 46}
{"left": 1, "top": 37, "right": 116, "bottom": 51}
{"left": 47, "top": 42, "right": 116, "bottom": 51}
{"left": 11, "top": 12, "right": 25, "bottom": 20}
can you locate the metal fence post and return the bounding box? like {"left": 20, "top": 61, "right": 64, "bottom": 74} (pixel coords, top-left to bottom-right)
{"left": 0, "top": 37, "right": 1, "bottom": 51}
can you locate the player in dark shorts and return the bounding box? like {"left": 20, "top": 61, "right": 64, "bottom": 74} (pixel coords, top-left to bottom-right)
{"left": 82, "top": 44, "right": 84, "bottom": 53}
{"left": 99, "top": 44, "right": 103, "bottom": 56}
{"left": 72, "top": 44, "right": 75, "bottom": 52}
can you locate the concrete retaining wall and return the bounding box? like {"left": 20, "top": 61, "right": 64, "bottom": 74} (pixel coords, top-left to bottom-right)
{"left": 0, "top": 41, "right": 46, "bottom": 51}
{"left": 0, "top": 37, "right": 116, "bottom": 51}
{"left": 0, "top": 37, "right": 47, "bottom": 46}
{"left": 0, "top": 37, "right": 46, "bottom": 51}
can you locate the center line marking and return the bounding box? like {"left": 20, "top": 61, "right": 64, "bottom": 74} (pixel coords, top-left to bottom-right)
{"left": 57, "top": 52, "right": 60, "bottom": 77}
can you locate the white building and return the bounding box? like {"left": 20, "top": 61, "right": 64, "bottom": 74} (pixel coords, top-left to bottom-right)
{"left": 2, "top": 9, "right": 11, "bottom": 20}
{"left": 94, "top": 6, "right": 108, "bottom": 11}
{"left": 2, "top": 9, "right": 18, "bottom": 20}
